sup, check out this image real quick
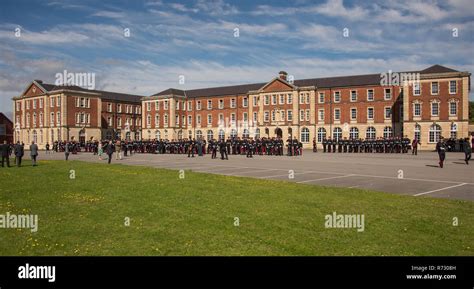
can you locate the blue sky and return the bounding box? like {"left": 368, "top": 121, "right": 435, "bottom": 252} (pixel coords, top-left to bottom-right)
{"left": 1, "top": 0, "right": 473, "bottom": 119}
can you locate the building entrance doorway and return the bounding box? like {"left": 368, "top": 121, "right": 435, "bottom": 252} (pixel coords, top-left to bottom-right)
{"left": 275, "top": 127, "right": 282, "bottom": 138}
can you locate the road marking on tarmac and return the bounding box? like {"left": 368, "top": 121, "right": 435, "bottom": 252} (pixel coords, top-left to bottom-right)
{"left": 413, "top": 183, "right": 467, "bottom": 196}
{"left": 297, "top": 174, "right": 356, "bottom": 183}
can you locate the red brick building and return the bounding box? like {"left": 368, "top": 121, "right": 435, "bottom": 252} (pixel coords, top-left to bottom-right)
{"left": 0, "top": 112, "right": 14, "bottom": 144}
{"left": 12, "top": 80, "right": 143, "bottom": 148}
{"left": 142, "top": 65, "right": 470, "bottom": 150}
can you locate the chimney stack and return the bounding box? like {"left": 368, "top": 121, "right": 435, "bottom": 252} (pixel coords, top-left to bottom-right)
{"left": 278, "top": 71, "right": 288, "bottom": 81}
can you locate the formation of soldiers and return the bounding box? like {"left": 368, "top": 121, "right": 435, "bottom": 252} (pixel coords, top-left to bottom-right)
{"left": 321, "top": 137, "right": 413, "bottom": 153}
{"left": 54, "top": 137, "right": 304, "bottom": 159}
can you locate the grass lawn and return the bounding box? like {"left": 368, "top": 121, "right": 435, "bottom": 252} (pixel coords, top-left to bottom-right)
{"left": 0, "top": 159, "right": 472, "bottom": 256}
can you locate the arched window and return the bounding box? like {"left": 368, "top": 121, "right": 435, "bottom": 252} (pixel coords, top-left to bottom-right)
{"left": 429, "top": 124, "right": 441, "bottom": 143}
{"left": 450, "top": 123, "right": 457, "bottom": 139}
{"left": 366, "top": 127, "right": 376, "bottom": 139}
{"left": 414, "top": 124, "right": 421, "bottom": 141}
{"left": 177, "top": 130, "right": 183, "bottom": 140}
{"left": 40, "top": 130, "right": 43, "bottom": 144}
{"left": 349, "top": 127, "right": 359, "bottom": 139}
{"left": 126, "top": 132, "right": 131, "bottom": 141}
{"left": 207, "top": 130, "right": 213, "bottom": 141}
{"left": 383, "top": 126, "right": 393, "bottom": 138}
{"left": 230, "top": 129, "right": 237, "bottom": 138}
{"left": 243, "top": 129, "right": 250, "bottom": 139}
{"left": 317, "top": 127, "right": 326, "bottom": 143}
{"left": 51, "top": 129, "right": 54, "bottom": 143}
{"left": 135, "top": 131, "right": 141, "bottom": 141}
{"left": 155, "top": 130, "right": 160, "bottom": 140}
{"left": 57, "top": 129, "right": 61, "bottom": 141}
{"left": 218, "top": 129, "right": 225, "bottom": 140}
{"left": 333, "top": 127, "right": 342, "bottom": 141}
{"left": 188, "top": 130, "right": 193, "bottom": 138}
{"left": 301, "top": 127, "right": 310, "bottom": 143}
{"left": 254, "top": 128, "right": 260, "bottom": 139}
{"left": 196, "top": 130, "right": 203, "bottom": 140}
{"left": 32, "top": 130, "right": 37, "bottom": 143}
{"left": 146, "top": 115, "right": 151, "bottom": 126}
{"left": 146, "top": 130, "right": 151, "bottom": 140}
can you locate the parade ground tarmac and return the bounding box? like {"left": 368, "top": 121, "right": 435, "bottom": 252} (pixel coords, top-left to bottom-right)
{"left": 41, "top": 150, "right": 474, "bottom": 202}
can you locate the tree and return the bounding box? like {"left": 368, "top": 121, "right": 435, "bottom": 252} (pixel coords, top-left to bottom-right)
{"left": 470, "top": 101, "right": 474, "bottom": 123}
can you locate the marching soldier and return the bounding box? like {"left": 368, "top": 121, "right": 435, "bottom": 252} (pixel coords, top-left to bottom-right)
{"left": 436, "top": 137, "right": 447, "bottom": 168}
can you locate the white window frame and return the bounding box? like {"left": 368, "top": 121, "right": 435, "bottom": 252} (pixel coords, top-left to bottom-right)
{"left": 413, "top": 82, "right": 421, "bottom": 96}
{"left": 334, "top": 108, "right": 340, "bottom": 121}
{"left": 384, "top": 88, "right": 392, "bottom": 100}
{"left": 431, "top": 102, "right": 439, "bottom": 116}
{"left": 350, "top": 108, "right": 357, "bottom": 120}
{"left": 367, "top": 107, "right": 374, "bottom": 120}
{"left": 449, "top": 101, "right": 457, "bottom": 116}
{"left": 318, "top": 92, "right": 325, "bottom": 104}
{"left": 431, "top": 82, "right": 439, "bottom": 95}
{"left": 333, "top": 91, "right": 341, "bottom": 103}
{"left": 350, "top": 90, "right": 357, "bottom": 102}
{"left": 449, "top": 80, "right": 457, "bottom": 94}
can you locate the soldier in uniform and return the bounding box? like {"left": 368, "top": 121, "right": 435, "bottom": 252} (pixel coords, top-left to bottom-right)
{"left": 436, "top": 137, "right": 447, "bottom": 168}
{"left": 322, "top": 137, "right": 327, "bottom": 153}
{"left": 246, "top": 139, "right": 254, "bottom": 158}
{"left": 312, "top": 137, "right": 317, "bottom": 153}
{"left": 341, "top": 138, "right": 346, "bottom": 153}
{"left": 187, "top": 138, "right": 195, "bottom": 158}
{"left": 211, "top": 139, "right": 218, "bottom": 159}
{"left": 332, "top": 138, "right": 336, "bottom": 153}
{"left": 219, "top": 138, "right": 228, "bottom": 160}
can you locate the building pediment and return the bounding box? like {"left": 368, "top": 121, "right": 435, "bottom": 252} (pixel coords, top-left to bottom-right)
{"left": 258, "top": 77, "right": 296, "bottom": 93}
{"left": 22, "top": 81, "right": 47, "bottom": 97}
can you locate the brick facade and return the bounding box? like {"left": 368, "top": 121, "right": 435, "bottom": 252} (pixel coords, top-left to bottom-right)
{"left": 142, "top": 65, "right": 470, "bottom": 150}
{"left": 12, "top": 81, "right": 143, "bottom": 148}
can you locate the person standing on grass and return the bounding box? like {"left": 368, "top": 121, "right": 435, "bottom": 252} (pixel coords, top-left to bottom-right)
{"left": 45, "top": 142, "right": 50, "bottom": 154}
{"left": 1, "top": 140, "right": 10, "bottom": 167}
{"left": 64, "top": 141, "right": 70, "bottom": 161}
{"left": 106, "top": 140, "right": 114, "bottom": 164}
{"left": 436, "top": 137, "right": 447, "bottom": 168}
{"left": 14, "top": 141, "right": 24, "bottom": 167}
{"left": 464, "top": 137, "right": 472, "bottom": 165}
{"left": 30, "top": 141, "right": 38, "bottom": 166}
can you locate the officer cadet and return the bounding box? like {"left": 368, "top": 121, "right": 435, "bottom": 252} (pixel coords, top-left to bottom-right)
{"left": 463, "top": 137, "right": 471, "bottom": 165}
{"left": 210, "top": 139, "right": 217, "bottom": 159}
{"left": 292, "top": 137, "right": 299, "bottom": 156}
{"left": 330, "top": 138, "right": 335, "bottom": 153}
{"left": 412, "top": 138, "right": 420, "bottom": 155}
{"left": 403, "top": 136, "right": 411, "bottom": 153}
{"left": 312, "top": 137, "right": 317, "bottom": 153}
{"left": 219, "top": 138, "right": 228, "bottom": 160}
{"left": 287, "top": 137, "right": 292, "bottom": 156}
{"left": 246, "top": 139, "right": 254, "bottom": 158}
{"left": 327, "top": 138, "right": 331, "bottom": 153}
{"left": 187, "top": 138, "right": 195, "bottom": 158}
{"left": 436, "top": 137, "right": 447, "bottom": 168}
{"left": 322, "top": 137, "right": 327, "bottom": 153}
{"left": 342, "top": 138, "right": 347, "bottom": 153}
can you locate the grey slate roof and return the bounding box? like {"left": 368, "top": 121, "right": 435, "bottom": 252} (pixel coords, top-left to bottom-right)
{"left": 39, "top": 83, "right": 144, "bottom": 103}
{"left": 151, "top": 65, "right": 461, "bottom": 98}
